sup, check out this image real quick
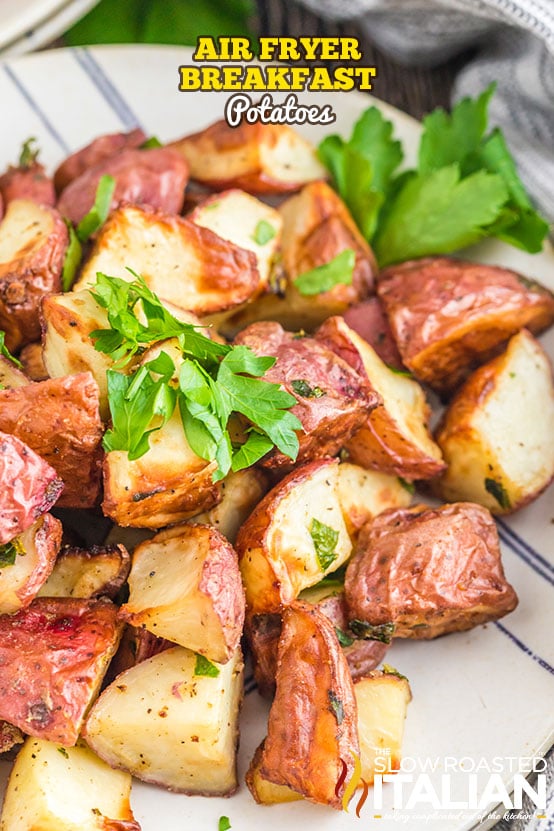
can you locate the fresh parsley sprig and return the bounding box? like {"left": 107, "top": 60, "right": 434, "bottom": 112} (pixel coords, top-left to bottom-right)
{"left": 90, "top": 273, "right": 302, "bottom": 479}
{"left": 318, "top": 84, "right": 549, "bottom": 266}
{"left": 0, "top": 331, "right": 22, "bottom": 368}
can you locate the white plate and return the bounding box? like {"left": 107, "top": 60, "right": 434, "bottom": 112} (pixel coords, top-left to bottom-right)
{"left": 0, "top": 44, "right": 552, "bottom": 831}
{"left": 0, "top": 0, "right": 100, "bottom": 58}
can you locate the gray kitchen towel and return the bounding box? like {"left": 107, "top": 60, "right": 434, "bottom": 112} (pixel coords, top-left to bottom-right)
{"left": 289, "top": 5, "right": 554, "bottom": 830}
{"left": 294, "top": 0, "right": 554, "bottom": 224}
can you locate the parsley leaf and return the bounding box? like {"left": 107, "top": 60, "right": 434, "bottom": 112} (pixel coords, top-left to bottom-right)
{"left": 397, "top": 477, "right": 415, "bottom": 495}
{"left": 349, "top": 620, "right": 395, "bottom": 643}
{"left": 194, "top": 653, "right": 220, "bottom": 677}
{"left": 0, "top": 538, "right": 24, "bottom": 569}
{"left": 218, "top": 817, "right": 231, "bottom": 831}
{"left": 335, "top": 626, "right": 354, "bottom": 647}
{"left": 0, "top": 332, "right": 22, "bottom": 368}
{"left": 18, "top": 136, "right": 40, "bottom": 168}
{"left": 293, "top": 249, "right": 355, "bottom": 296}
{"left": 382, "top": 663, "right": 408, "bottom": 682}
{"left": 61, "top": 222, "right": 83, "bottom": 291}
{"left": 374, "top": 165, "right": 508, "bottom": 266}
{"left": 291, "top": 379, "right": 326, "bottom": 398}
{"left": 310, "top": 518, "right": 339, "bottom": 572}
{"left": 328, "top": 690, "right": 344, "bottom": 725}
{"left": 76, "top": 175, "right": 116, "bottom": 242}
{"left": 252, "top": 219, "right": 276, "bottom": 245}
{"left": 484, "top": 477, "right": 511, "bottom": 510}
{"left": 140, "top": 136, "right": 163, "bottom": 149}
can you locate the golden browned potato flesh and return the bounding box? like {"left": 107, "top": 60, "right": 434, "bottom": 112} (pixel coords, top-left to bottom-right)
{"left": 256, "top": 601, "right": 359, "bottom": 809}
{"left": 0, "top": 355, "right": 29, "bottom": 389}
{"left": 0, "top": 513, "right": 61, "bottom": 614}
{"left": 0, "top": 737, "right": 140, "bottom": 831}
{"left": 235, "top": 321, "right": 379, "bottom": 470}
{"left": 355, "top": 670, "right": 412, "bottom": 784}
{"left": 345, "top": 502, "right": 518, "bottom": 639}
{"left": 0, "top": 372, "right": 103, "bottom": 509}
{"left": 0, "top": 199, "right": 67, "bottom": 351}
{"left": 187, "top": 468, "right": 268, "bottom": 545}
{"left": 236, "top": 458, "right": 352, "bottom": 614}
{"left": 0, "top": 597, "right": 122, "bottom": 745}
{"left": 190, "top": 189, "right": 282, "bottom": 292}
{"left": 38, "top": 543, "right": 130, "bottom": 600}
{"left": 337, "top": 462, "right": 412, "bottom": 540}
{"left": 73, "top": 204, "right": 261, "bottom": 316}
{"left": 435, "top": 329, "right": 554, "bottom": 513}
{"left": 102, "top": 406, "right": 220, "bottom": 528}
{"left": 377, "top": 256, "right": 554, "bottom": 395}
{"left": 18, "top": 342, "right": 48, "bottom": 381}
{"left": 317, "top": 316, "right": 445, "bottom": 480}
{"left": 120, "top": 523, "right": 245, "bottom": 663}
{"left": 246, "top": 742, "right": 302, "bottom": 805}
{"left": 84, "top": 645, "right": 243, "bottom": 795}
{"left": 169, "top": 120, "right": 326, "bottom": 194}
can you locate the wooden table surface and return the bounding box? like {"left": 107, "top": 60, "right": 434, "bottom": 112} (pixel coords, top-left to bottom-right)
{"left": 254, "top": 0, "right": 472, "bottom": 119}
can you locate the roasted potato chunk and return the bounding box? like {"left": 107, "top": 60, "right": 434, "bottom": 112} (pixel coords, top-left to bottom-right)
{"left": 0, "top": 355, "right": 29, "bottom": 389}
{"left": 0, "top": 597, "right": 122, "bottom": 745}
{"left": 345, "top": 502, "right": 518, "bottom": 638}
{"left": 0, "top": 372, "right": 103, "bottom": 509}
{"left": 190, "top": 189, "right": 282, "bottom": 292}
{"left": 377, "top": 256, "right": 554, "bottom": 395}
{"left": 318, "top": 316, "right": 445, "bottom": 480}
{"left": 0, "top": 514, "right": 62, "bottom": 614}
{"left": 255, "top": 601, "right": 359, "bottom": 809}
{"left": 435, "top": 329, "right": 554, "bottom": 513}
{"left": 236, "top": 459, "right": 352, "bottom": 613}
{"left": 120, "top": 524, "right": 245, "bottom": 663}
{"left": 343, "top": 297, "right": 403, "bottom": 369}
{"left": 0, "top": 721, "right": 23, "bottom": 755}
{"left": 73, "top": 204, "right": 260, "bottom": 316}
{"left": 84, "top": 645, "right": 243, "bottom": 795}
{"left": 38, "top": 543, "right": 130, "bottom": 600}
{"left": 355, "top": 670, "right": 412, "bottom": 784}
{"left": 54, "top": 127, "right": 146, "bottom": 192}
{"left": 188, "top": 468, "right": 268, "bottom": 545}
{"left": 0, "top": 432, "right": 62, "bottom": 543}
{"left": 103, "top": 407, "right": 219, "bottom": 528}
{"left": 0, "top": 737, "right": 140, "bottom": 831}
{"left": 0, "top": 199, "right": 67, "bottom": 350}
{"left": 18, "top": 342, "right": 48, "bottom": 381}
{"left": 170, "top": 120, "right": 325, "bottom": 194}
{"left": 235, "top": 322, "right": 379, "bottom": 470}
{"left": 0, "top": 158, "right": 55, "bottom": 207}
{"left": 246, "top": 742, "right": 302, "bottom": 805}
{"left": 57, "top": 146, "right": 189, "bottom": 223}
{"left": 337, "top": 462, "right": 412, "bottom": 540}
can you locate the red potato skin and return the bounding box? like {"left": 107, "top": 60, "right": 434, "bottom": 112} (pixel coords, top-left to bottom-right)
{"left": 54, "top": 128, "right": 147, "bottom": 193}
{"left": 377, "top": 257, "right": 554, "bottom": 395}
{"left": 0, "top": 432, "right": 63, "bottom": 544}
{"left": 0, "top": 597, "right": 122, "bottom": 745}
{"left": 0, "top": 202, "right": 68, "bottom": 351}
{"left": 343, "top": 297, "right": 404, "bottom": 370}
{"left": 234, "top": 322, "right": 380, "bottom": 470}
{"left": 0, "top": 163, "right": 55, "bottom": 207}
{"left": 57, "top": 147, "right": 189, "bottom": 224}
{"left": 259, "top": 601, "right": 359, "bottom": 808}
{"left": 0, "top": 372, "right": 103, "bottom": 509}
{"left": 345, "top": 502, "right": 518, "bottom": 638}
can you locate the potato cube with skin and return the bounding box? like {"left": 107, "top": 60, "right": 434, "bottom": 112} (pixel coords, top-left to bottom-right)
{"left": 0, "top": 355, "right": 29, "bottom": 389}
{"left": 38, "top": 543, "right": 130, "bottom": 600}
{"left": 102, "top": 406, "right": 220, "bottom": 528}
{"left": 169, "top": 120, "right": 326, "bottom": 194}
{"left": 0, "top": 737, "right": 140, "bottom": 831}
{"left": 337, "top": 462, "right": 412, "bottom": 540}
{"left": 255, "top": 601, "right": 359, "bottom": 809}
{"left": 0, "top": 372, "right": 103, "bottom": 509}
{"left": 0, "top": 514, "right": 62, "bottom": 614}
{"left": 120, "top": 523, "right": 245, "bottom": 663}
{"left": 73, "top": 204, "right": 261, "bottom": 316}
{"left": 355, "top": 670, "right": 412, "bottom": 784}
{"left": 187, "top": 468, "right": 268, "bottom": 545}
{"left": 234, "top": 322, "right": 379, "bottom": 471}
{"left": 0, "top": 597, "right": 122, "bottom": 745}
{"left": 0, "top": 432, "right": 62, "bottom": 544}
{"left": 84, "top": 645, "right": 243, "bottom": 795}
{"left": 236, "top": 458, "right": 353, "bottom": 614}
{"left": 435, "top": 329, "right": 554, "bottom": 513}
{"left": 246, "top": 742, "right": 302, "bottom": 805}
{"left": 0, "top": 199, "right": 67, "bottom": 351}
{"left": 54, "top": 128, "right": 146, "bottom": 192}
{"left": 317, "top": 315, "right": 445, "bottom": 480}
{"left": 377, "top": 256, "right": 554, "bottom": 395}
{"left": 18, "top": 342, "right": 47, "bottom": 381}
{"left": 190, "top": 189, "right": 282, "bottom": 292}
{"left": 345, "top": 502, "right": 518, "bottom": 639}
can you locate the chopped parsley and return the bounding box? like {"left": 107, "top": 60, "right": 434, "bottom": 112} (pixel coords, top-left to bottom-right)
{"left": 335, "top": 626, "right": 354, "bottom": 648}
{"left": 18, "top": 137, "right": 39, "bottom": 168}
{"left": 382, "top": 664, "right": 408, "bottom": 682}
{"left": 309, "top": 518, "right": 339, "bottom": 572}
{"left": 291, "top": 379, "right": 326, "bottom": 398}
{"left": 252, "top": 219, "right": 276, "bottom": 245}
{"left": 218, "top": 817, "right": 231, "bottom": 831}
{"left": 349, "top": 620, "right": 395, "bottom": 644}
{"left": 0, "top": 331, "right": 22, "bottom": 368}
{"left": 484, "top": 477, "right": 511, "bottom": 510}
{"left": 328, "top": 690, "right": 344, "bottom": 725}
{"left": 0, "top": 539, "right": 24, "bottom": 569}
{"left": 194, "top": 653, "right": 220, "bottom": 678}
{"left": 293, "top": 249, "right": 355, "bottom": 296}
{"left": 76, "top": 174, "right": 116, "bottom": 242}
